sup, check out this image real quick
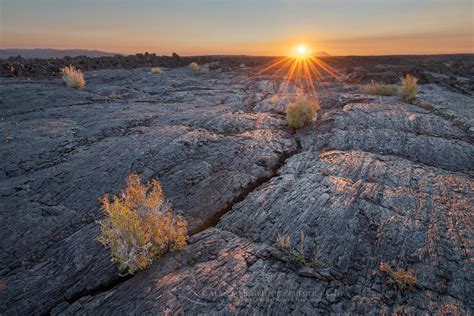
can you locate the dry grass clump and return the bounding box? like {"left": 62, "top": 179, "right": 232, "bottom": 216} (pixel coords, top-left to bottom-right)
{"left": 60, "top": 65, "right": 85, "bottom": 88}
{"left": 399, "top": 74, "right": 418, "bottom": 103}
{"left": 380, "top": 261, "right": 416, "bottom": 291}
{"left": 150, "top": 67, "right": 163, "bottom": 74}
{"left": 98, "top": 174, "right": 188, "bottom": 274}
{"left": 361, "top": 81, "right": 398, "bottom": 96}
{"left": 276, "top": 234, "right": 291, "bottom": 250}
{"left": 188, "top": 62, "right": 199, "bottom": 71}
{"left": 276, "top": 232, "right": 326, "bottom": 268}
{"left": 285, "top": 96, "right": 320, "bottom": 129}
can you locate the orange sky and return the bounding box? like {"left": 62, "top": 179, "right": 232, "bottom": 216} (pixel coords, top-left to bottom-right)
{"left": 2, "top": 0, "right": 473, "bottom": 56}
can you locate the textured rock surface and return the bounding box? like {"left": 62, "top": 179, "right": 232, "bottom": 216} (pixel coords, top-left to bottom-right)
{"left": 1, "top": 60, "right": 473, "bottom": 314}
{"left": 0, "top": 67, "right": 296, "bottom": 314}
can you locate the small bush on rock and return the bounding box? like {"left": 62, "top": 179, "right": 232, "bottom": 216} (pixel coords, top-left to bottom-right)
{"left": 292, "top": 250, "right": 306, "bottom": 265}
{"left": 285, "top": 96, "right": 320, "bottom": 129}
{"left": 275, "top": 231, "right": 325, "bottom": 269}
{"left": 291, "top": 232, "right": 306, "bottom": 265}
{"left": 189, "top": 62, "right": 199, "bottom": 71}
{"left": 60, "top": 65, "right": 85, "bottom": 88}
{"left": 276, "top": 234, "right": 291, "bottom": 251}
{"left": 362, "top": 81, "right": 398, "bottom": 96}
{"left": 150, "top": 67, "right": 163, "bottom": 74}
{"left": 399, "top": 74, "right": 418, "bottom": 103}
{"left": 308, "top": 259, "right": 324, "bottom": 269}
{"left": 380, "top": 261, "right": 416, "bottom": 291}
{"left": 98, "top": 174, "right": 188, "bottom": 274}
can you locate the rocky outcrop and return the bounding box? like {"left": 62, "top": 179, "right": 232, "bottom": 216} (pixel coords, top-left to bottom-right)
{"left": 1, "top": 60, "right": 473, "bottom": 314}
{"left": 339, "top": 55, "right": 474, "bottom": 95}
{"left": 0, "top": 53, "right": 273, "bottom": 78}
{"left": 2, "top": 54, "right": 473, "bottom": 97}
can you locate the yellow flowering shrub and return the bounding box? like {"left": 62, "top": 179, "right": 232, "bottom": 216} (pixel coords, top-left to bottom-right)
{"left": 98, "top": 174, "right": 188, "bottom": 274}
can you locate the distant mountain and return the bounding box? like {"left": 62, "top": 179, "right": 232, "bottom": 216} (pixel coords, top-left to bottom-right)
{"left": 313, "top": 51, "right": 331, "bottom": 57}
{"left": 0, "top": 48, "right": 119, "bottom": 59}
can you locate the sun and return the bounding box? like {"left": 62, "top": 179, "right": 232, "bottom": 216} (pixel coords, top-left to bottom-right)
{"left": 254, "top": 43, "right": 339, "bottom": 97}
{"left": 297, "top": 45, "right": 307, "bottom": 56}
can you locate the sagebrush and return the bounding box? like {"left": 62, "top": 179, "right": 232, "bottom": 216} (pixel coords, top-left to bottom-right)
{"left": 150, "top": 67, "right": 163, "bottom": 74}
{"left": 399, "top": 74, "right": 418, "bottom": 102}
{"left": 362, "top": 81, "right": 398, "bottom": 96}
{"left": 98, "top": 174, "right": 188, "bottom": 274}
{"left": 380, "top": 261, "right": 416, "bottom": 291}
{"left": 285, "top": 96, "right": 320, "bottom": 129}
{"left": 188, "top": 62, "right": 199, "bottom": 71}
{"left": 60, "top": 65, "right": 85, "bottom": 88}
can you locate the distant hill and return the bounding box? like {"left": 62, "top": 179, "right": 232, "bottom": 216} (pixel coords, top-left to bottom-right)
{"left": 0, "top": 48, "right": 119, "bottom": 59}
{"left": 313, "top": 51, "right": 331, "bottom": 57}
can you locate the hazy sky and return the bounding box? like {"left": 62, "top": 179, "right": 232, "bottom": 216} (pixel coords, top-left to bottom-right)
{"left": 1, "top": 0, "right": 473, "bottom": 56}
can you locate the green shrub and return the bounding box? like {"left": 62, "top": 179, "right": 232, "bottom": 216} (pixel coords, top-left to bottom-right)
{"left": 361, "top": 81, "right": 398, "bottom": 96}
{"left": 275, "top": 231, "right": 326, "bottom": 269}
{"left": 285, "top": 96, "right": 320, "bottom": 129}
{"left": 292, "top": 232, "right": 306, "bottom": 266}
{"left": 399, "top": 75, "right": 418, "bottom": 102}
{"left": 60, "top": 65, "right": 85, "bottom": 88}
{"left": 292, "top": 250, "right": 306, "bottom": 265}
{"left": 188, "top": 62, "right": 199, "bottom": 71}
{"left": 98, "top": 174, "right": 188, "bottom": 274}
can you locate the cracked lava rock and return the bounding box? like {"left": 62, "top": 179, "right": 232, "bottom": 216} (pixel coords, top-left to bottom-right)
{"left": 1, "top": 57, "right": 473, "bottom": 315}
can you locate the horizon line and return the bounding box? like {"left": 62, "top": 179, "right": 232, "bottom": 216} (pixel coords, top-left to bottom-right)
{"left": 2, "top": 47, "right": 474, "bottom": 58}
